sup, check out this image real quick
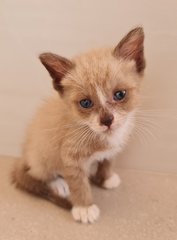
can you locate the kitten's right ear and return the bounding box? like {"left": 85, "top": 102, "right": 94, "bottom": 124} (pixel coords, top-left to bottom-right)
{"left": 39, "top": 53, "right": 74, "bottom": 92}
{"left": 113, "top": 27, "right": 145, "bottom": 73}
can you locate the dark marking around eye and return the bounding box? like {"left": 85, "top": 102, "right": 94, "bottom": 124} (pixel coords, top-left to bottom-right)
{"left": 80, "top": 99, "right": 93, "bottom": 108}
{"left": 113, "top": 90, "right": 126, "bottom": 101}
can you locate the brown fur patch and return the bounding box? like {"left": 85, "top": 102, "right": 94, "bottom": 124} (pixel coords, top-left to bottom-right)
{"left": 113, "top": 27, "right": 145, "bottom": 73}
{"left": 100, "top": 109, "right": 114, "bottom": 127}
{"left": 91, "top": 160, "right": 112, "bottom": 187}
{"left": 39, "top": 53, "right": 74, "bottom": 93}
{"left": 11, "top": 162, "right": 72, "bottom": 209}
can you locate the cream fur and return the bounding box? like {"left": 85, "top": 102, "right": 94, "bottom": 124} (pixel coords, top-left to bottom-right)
{"left": 12, "top": 27, "right": 145, "bottom": 224}
{"left": 103, "top": 173, "right": 121, "bottom": 189}
{"left": 72, "top": 204, "right": 100, "bottom": 224}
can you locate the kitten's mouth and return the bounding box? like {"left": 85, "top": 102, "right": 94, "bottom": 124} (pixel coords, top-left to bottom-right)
{"left": 90, "top": 124, "right": 116, "bottom": 135}
{"left": 103, "top": 126, "right": 114, "bottom": 134}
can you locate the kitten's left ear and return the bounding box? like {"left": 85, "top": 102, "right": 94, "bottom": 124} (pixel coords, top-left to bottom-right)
{"left": 39, "top": 53, "right": 74, "bottom": 92}
{"left": 113, "top": 27, "right": 145, "bottom": 73}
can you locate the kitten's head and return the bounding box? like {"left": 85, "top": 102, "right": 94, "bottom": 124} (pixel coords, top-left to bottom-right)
{"left": 39, "top": 27, "right": 145, "bottom": 135}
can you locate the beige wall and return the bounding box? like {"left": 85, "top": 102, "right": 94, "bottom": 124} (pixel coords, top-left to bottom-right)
{"left": 0, "top": 0, "right": 177, "bottom": 172}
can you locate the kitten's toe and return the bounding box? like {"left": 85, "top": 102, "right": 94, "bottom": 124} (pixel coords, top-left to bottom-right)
{"left": 49, "top": 177, "right": 70, "bottom": 198}
{"left": 103, "top": 173, "right": 121, "bottom": 189}
{"left": 71, "top": 204, "right": 100, "bottom": 224}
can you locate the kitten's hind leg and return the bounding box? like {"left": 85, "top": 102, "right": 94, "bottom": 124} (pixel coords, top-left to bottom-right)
{"left": 91, "top": 159, "right": 121, "bottom": 189}
{"left": 11, "top": 162, "right": 72, "bottom": 209}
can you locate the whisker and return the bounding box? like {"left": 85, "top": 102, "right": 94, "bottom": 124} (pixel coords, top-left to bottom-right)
{"left": 72, "top": 128, "right": 91, "bottom": 154}
{"left": 133, "top": 127, "right": 148, "bottom": 146}
{"left": 49, "top": 123, "right": 89, "bottom": 145}
{"left": 133, "top": 126, "right": 153, "bottom": 146}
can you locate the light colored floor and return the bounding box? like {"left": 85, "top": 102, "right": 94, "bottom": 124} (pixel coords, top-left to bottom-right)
{"left": 1, "top": 156, "right": 177, "bottom": 240}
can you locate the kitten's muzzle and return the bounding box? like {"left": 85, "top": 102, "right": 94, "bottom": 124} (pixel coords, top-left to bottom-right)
{"left": 100, "top": 114, "right": 114, "bottom": 128}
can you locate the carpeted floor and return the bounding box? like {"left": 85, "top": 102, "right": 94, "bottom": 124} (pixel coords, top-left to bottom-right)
{"left": 0, "top": 156, "right": 177, "bottom": 240}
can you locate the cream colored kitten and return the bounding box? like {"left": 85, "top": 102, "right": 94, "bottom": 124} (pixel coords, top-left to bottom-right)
{"left": 12, "top": 27, "right": 145, "bottom": 224}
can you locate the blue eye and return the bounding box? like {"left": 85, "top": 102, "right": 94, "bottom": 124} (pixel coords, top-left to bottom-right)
{"left": 113, "top": 90, "right": 126, "bottom": 101}
{"left": 80, "top": 99, "right": 93, "bottom": 108}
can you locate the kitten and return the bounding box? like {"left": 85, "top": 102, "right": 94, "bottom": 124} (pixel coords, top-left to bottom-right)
{"left": 12, "top": 27, "right": 145, "bottom": 224}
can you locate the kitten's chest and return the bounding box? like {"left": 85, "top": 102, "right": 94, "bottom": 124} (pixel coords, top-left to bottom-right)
{"left": 89, "top": 135, "right": 121, "bottom": 162}
{"left": 84, "top": 131, "right": 123, "bottom": 171}
{"left": 83, "top": 117, "right": 134, "bottom": 173}
{"left": 88, "top": 147, "right": 118, "bottom": 163}
{"left": 84, "top": 144, "right": 118, "bottom": 175}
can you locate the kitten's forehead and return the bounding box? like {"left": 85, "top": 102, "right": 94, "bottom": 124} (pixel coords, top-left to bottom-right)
{"left": 71, "top": 48, "right": 138, "bottom": 90}
{"left": 72, "top": 49, "right": 111, "bottom": 86}
{"left": 63, "top": 48, "right": 141, "bottom": 106}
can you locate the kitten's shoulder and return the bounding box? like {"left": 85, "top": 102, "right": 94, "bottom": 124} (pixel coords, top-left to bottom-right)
{"left": 27, "top": 93, "right": 65, "bottom": 134}
{"left": 34, "top": 93, "right": 63, "bottom": 117}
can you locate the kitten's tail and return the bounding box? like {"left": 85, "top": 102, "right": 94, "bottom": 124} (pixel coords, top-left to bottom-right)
{"left": 11, "top": 161, "right": 72, "bottom": 210}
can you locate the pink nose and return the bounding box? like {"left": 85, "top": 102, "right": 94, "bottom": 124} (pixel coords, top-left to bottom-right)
{"left": 100, "top": 114, "right": 114, "bottom": 127}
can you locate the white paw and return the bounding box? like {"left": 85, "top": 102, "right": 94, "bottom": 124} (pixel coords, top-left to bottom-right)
{"left": 71, "top": 204, "right": 100, "bottom": 224}
{"left": 49, "top": 177, "right": 70, "bottom": 198}
{"left": 103, "top": 173, "right": 121, "bottom": 189}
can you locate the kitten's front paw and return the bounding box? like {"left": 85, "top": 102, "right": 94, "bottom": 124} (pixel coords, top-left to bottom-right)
{"left": 71, "top": 204, "right": 100, "bottom": 224}
{"left": 103, "top": 173, "right": 121, "bottom": 189}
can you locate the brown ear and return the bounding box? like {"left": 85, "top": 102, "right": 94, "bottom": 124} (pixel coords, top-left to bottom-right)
{"left": 113, "top": 27, "right": 145, "bottom": 73}
{"left": 39, "top": 53, "right": 74, "bottom": 92}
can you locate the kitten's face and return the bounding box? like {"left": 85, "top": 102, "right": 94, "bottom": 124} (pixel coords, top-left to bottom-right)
{"left": 63, "top": 52, "right": 142, "bottom": 135}
{"left": 39, "top": 27, "right": 145, "bottom": 135}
